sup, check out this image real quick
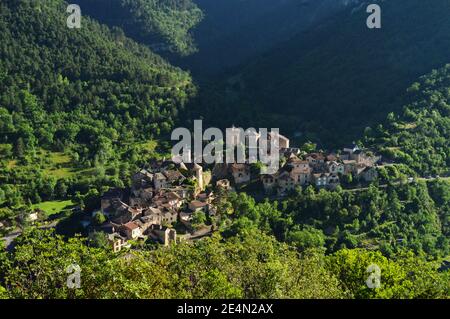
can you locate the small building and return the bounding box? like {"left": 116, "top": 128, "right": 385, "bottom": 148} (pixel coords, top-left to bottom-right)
{"left": 290, "top": 170, "right": 311, "bottom": 186}
{"left": 326, "top": 154, "right": 338, "bottom": 162}
{"left": 152, "top": 225, "right": 177, "bottom": 246}
{"left": 132, "top": 169, "right": 154, "bottom": 189}
{"left": 163, "top": 170, "right": 185, "bottom": 185}
{"left": 216, "top": 179, "right": 231, "bottom": 190}
{"left": 277, "top": 171, "right": 296, "bottom": 194}
{"left": 189, "top": 200, "right": 209, "bottom": 213}
{"left": 108, "top": 233, "right": 128, "bottom": 253}
{"left": 154, "top": 173, "right": 168, "bottom": 190}
{"left": 313, "top": 173, "right": 328, "bottom": 188}
{"left": 343, "top": 142, "right": 360, "bottom": 154}
{"left": 165, "top": 191, "right": 183, "bottom": 209}
{"left": 121, "top": 222, "right": 142, "bottom": 240}
{"left": 261, "top": 174, "right": 277, "bottom": 192}
{"left": 328, "top": 161, "right": 345, "bottom": 175}
{"left": 306, "top": 153, "right": 325, "bottom": 166}
{"left": 179, "top": 211, "right": 193, "bottom": 224}
{"left": 327, "top": 174, "right": 340, "bottom": 189}
{"left": 161, "top": 209, "right": 178, "bottom": 225}
{"left": 230, "top": 163, "right": 251, "bottom": 184}
{"left": 27, "top": 212, "right": 39, "bottom": 222}
{"left": 343, "top": 160, "right": 358, "bottom": 175}
{"left": 197, "top": 192, "right": 214, "bottom": 204}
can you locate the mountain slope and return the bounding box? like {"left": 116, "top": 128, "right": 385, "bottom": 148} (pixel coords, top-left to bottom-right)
{"left": 0, "top": 0, "right": 195, "bottom": 165}
{"left": 181, "top": 0, "right": 360, "bottom": 75}
{"left": 365, "top": 64, "right": 450, "bottom": 176}
{"left": 76, "top": 0, "right": 203, "bottom": 56}
{"left": 193, "top": 0, "right": 450, "bottom": 147}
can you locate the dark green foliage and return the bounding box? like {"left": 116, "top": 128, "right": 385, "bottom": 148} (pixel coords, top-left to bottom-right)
{"left": 190, "top": 0, "right": 450, "bottom": 147}
{"left": 0, "top": 228, "right": 347, "bottom": 299}
{"left": 77, "top": 0, "right": 203, "bottom": 56}
{"left": 365, "top": 65, "right": 450, "bottom": 176}
{"left": 0, "top": 0, "right": 196, "bottom": 206}
{"left": 1, "top": 228, "right": 447, "bottom": 299}
{"left": 180, "top": 0, "right": 350, "bottom": 74}
{"left": 219, "top": 182, "right": 450, "bottom": 258}
{"left": 0, "top": 0, "right": 195, "bottom": 163}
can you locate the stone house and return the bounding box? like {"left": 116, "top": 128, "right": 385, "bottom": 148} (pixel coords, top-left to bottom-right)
{"left": 108, "top": 233, "right": 128, "bottom": 253}
{"left": 163, "top": 170, "right": 185, "bottom": 185}
{"left": 313, "top": 173, "right": 328, "bottom": 188}
{"left": 179, "top": 211, "right": 193, "bottom": 224}
{"left": 230, "top": 163, "right": 251, "bottom": 184}
{"left": 277, "top": 171, "right": 296, "bottom": 194}
{"left": 120, "top": 222, "right": 142, "bottom": 240}
{"left": 306, "top": 153, "right": 325, "bottom": 167}
{"left": 132, "top": 169, "right": 153, "bottom": 189}
{"left": 152, "top": 191, "right": 182, "bottom": 210}
{"left": 261, "top": 174, "right": 277, "bottom": 192}
{"left": 327, "top": 174, "right": 340, "bottom": 189}
{"left": 161, "top": 209, "right": 178, "bottom": 225}
{"left": 189, "top": 200, "right": 209, "bottom": 213}
{"left": 342, "top": 160, "right": 358, "bottom": 175}
{"left": 130, "top": 187, "right": 153, "bottom": 207}
{"left": 152, "top": 225, "right": 177, "bottom": 246}
{"left": 216, "top": 179, "right": 231, "bottom": 190}
{"left": 328, "top": 161, "right": 345, "bottom": 175}
{"left": 153, "top": 172, "right": 168, "bottom": 190}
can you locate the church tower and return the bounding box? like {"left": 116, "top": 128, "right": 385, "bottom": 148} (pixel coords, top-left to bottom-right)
{"left": 194, "top": 163, "right": 204, "bottom": 191}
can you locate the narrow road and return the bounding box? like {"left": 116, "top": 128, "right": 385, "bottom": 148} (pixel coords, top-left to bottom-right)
{"left": 1, "top": 221, "right": 58, "bottom": 250}
{"left": 345, "top": 176, "right": 446, "bottom": 193}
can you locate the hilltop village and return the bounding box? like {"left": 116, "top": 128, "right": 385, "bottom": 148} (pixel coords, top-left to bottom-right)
{"left": 94, "top": 133, "right": 381, "bottom": 252}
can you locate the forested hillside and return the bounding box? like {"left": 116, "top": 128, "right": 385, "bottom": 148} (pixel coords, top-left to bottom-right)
{"left": 0, "top": 0, "right": 449, "bottom": 301}
{"left": 76, "top": 0, "right": 203, "bottom": 56}
{"left": 0, "top": 0, "right": 195, "bottom": 208}
{"left": 364, "top": 64, "right": 450, "bottom": 176}
{"left": 181, "top": 0, "right": 358, "bottom": 74}
{"left": 190, "top": 0, "right": 450, "bottom": 147}
{"left": 1, "top": 228, "right": 448, "bottom": 299}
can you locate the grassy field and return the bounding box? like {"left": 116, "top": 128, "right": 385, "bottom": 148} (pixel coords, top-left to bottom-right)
{"left": 32, "top": 200, "right": 75, "bottom": 216}
{"left": 40, "top": 151, "right": 78, "bottom": 179}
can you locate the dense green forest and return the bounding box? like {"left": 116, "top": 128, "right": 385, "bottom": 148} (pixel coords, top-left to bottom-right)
{"left": 179, "top": 0, "right": 354, "bottom": 74}
{"left": 364, "top": 65, "right": 450, "bottom": 176}
{"left": 0, "top": 228, "right": 448, "bottom": 299}
{"left": 189, "top": 0, "right": 450, "bottom": 147}
{"left": 0, "top": 0, "right": 195, "bottom": 209}
{"left": 77, "top": 0, "right": 203, "bottom": 56}
{"left": 218, "top": 180, "right": 449, "bottom": 259}
{"left": 0, "top": 0, "right": 449, "bottom": 300}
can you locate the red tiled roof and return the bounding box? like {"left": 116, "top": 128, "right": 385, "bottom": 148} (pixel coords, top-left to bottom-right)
{"left": 123, "top": 222, "right": 139, "bottom": 230}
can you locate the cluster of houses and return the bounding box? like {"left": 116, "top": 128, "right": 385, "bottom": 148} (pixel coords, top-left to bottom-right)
{"left": 93, "top": 131, "right": 380, "bottom": 251}
{"left": 261, "top": 142, "right": 380, "bottom": 195}
{"left": 93, "top": 160, "right": 222, "bottom": 252}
